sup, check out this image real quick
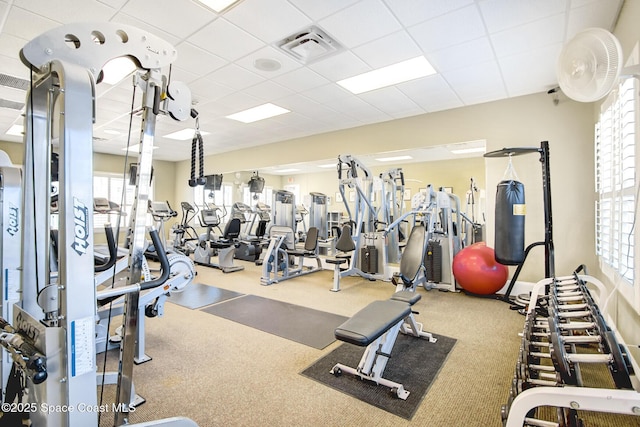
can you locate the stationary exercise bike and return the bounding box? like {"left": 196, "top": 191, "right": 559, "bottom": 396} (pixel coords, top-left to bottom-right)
{"left": 193, "top": 217, "right": 244, "bottom": 273}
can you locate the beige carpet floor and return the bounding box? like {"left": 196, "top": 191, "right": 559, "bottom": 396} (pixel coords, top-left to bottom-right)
{"left": 93, "top": 261, "right": 638, "bottom": 427}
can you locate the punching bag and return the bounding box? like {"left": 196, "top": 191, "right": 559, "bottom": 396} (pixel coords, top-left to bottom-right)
{"left": 494, "top": 180, "right": 525, "bottom": 265}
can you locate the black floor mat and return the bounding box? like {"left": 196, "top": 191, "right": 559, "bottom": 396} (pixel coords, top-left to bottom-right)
{"left": 201, "top": 295, "right": 348, "bottom": 349}
{"left": 168, "top": 283, "right": 244, "bottom": 309}
{"left": 300, "top": 333, "right": 456, "bottom": 420}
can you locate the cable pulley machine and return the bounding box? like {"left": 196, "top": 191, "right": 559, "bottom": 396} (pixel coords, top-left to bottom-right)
{"left": 0, "top": 22, "right": 197, "bottom": 427}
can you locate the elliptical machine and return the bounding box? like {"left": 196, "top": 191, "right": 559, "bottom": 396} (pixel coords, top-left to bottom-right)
{"left": 170, "top": 202, "right": 199, "bottom": 254}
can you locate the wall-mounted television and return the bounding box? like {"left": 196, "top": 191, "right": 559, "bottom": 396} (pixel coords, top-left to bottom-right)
{"left": 204, "top": 174, "right": 223, "bottom": 191}
{"left": 248, "top": 174, "right": 265, "bottom": 193}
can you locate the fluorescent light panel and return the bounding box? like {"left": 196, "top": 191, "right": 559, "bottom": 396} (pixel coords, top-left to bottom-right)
{"left": 450, "top": 147, "right": 486, "bottom": 154}
{"left": 196, "top": 0, "right": 241, "bottom": 12}
{"left": 317, "top": 163, "right": 337, "bottom": 168}
{"left": 6, "top": 124, "right": 23, "bottom": 136}
{"left": 375, "top": 155, "right": 412, "bottom": 162}
{"left": 163, "top": 129, "right": 211, "bottom": 140}
{"left": 101, "top": 57, "right": 137, "bottom": 85}
{"left": 337, "top": 56, "right": 436, "bottom": 94}
{"left": 226, "top": 103, "right": 290, "bottom": 123}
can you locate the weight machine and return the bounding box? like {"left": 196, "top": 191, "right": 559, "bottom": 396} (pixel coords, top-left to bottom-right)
{"left": 0, "top": 151, "right": 21, "bottom": 397}
{"left": 0, "top": 22, "right": 197, "bottom": 427}
{"left": 260, "top": 190, "right": 322, "bottom": 285}
{"left": 379, "top": 168, "right": 405, "bottom": 264}
{"left": 327, "top": 155, "right": 391, "bottom": 292}
{"left": 385, "top": 186, "right": 462, "bottom": 292}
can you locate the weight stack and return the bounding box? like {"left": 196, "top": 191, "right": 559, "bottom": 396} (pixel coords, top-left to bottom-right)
{"left": 360, "top": 245, "right": 379, "bottom": 273}
{"left": 425, "top": 240, "right": 442, "bottom": 283}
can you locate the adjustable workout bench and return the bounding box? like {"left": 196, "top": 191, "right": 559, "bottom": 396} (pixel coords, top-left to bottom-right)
{"left": 330, "top": 290, "right": 437, "bottom": 399}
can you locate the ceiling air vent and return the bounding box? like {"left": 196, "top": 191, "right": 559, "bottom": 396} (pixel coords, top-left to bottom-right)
{"left": 0, "top": 73, "right": 30, "bottom": 91}
{"left": 0, "top": 99, "right": 24, "bottom": 110}
{"left": 278, "top": 26, "right": 342, "bottom": 64}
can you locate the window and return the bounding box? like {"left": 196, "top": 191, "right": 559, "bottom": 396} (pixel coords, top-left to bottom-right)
{"left": 242, "top": 185, "right": 273, "bottom": 207}
{"left": 194, "top": 183, "right": 233, "bottom": 220}
{"left": 93, "top": 172, "right": 154, "bottom": 230}
{"left": 595, "top": 77, "right": 639, "bottom": 286}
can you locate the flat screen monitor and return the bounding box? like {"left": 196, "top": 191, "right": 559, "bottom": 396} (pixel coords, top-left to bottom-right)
{"left": 204, "top": 174, "right": 223, "bottom": 191}
{"left": 249, "top": 176, "right": 265, "bottom": 193}
{"left": 129, "top": 163, "right": 154, "bottom": 186}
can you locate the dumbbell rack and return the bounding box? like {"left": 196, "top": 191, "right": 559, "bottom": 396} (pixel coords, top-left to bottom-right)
{"left": 502, "top": 273, "right": 640, "bottom": 426}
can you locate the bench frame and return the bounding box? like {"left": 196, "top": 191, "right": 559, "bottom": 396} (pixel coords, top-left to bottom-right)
{"left": 330, "top": 293, "right": 437, "bottom": 399}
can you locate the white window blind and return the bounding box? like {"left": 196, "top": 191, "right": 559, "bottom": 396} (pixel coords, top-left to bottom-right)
{"left": 93, "top": 172, "right": 153, "bottom": 230}
{"left": 595, "top": 77, "right": 638, "bottom": 284}
{"left": 194, "top": 183, "right": 233, "bottom": 219}
{"left": 242, "top": 186, "right": 273, "bottom": 207}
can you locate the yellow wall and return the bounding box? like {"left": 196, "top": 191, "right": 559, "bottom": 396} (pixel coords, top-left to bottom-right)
{"left": 176, "top": 91, "right": 595, "bottom": 283}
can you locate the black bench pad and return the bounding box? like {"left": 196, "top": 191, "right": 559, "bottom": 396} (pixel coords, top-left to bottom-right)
{"left": 391, "top": 290, "right": 421, "bottom": 305}
{"left": 335, "top": 300, "right": 411, "bottom": 346}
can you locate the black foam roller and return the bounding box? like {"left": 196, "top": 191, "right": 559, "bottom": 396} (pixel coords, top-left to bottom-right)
{"left": 495, "top": 180, "right": 525, "bottom": 265}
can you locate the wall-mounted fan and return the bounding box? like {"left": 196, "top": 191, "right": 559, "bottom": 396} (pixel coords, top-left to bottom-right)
{"left": 557, "top": 27, "right": 625, "bottom": 102}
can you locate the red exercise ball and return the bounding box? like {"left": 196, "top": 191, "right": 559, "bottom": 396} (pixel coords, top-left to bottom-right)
{"left": 452, "top": 242, "right": 509, "bottom": 295}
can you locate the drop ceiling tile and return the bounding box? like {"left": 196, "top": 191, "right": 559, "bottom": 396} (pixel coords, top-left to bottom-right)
{"left": 111, "top": 13, "right": 180, "bottom": 46}
{"left": 398, "top": 75, "right": 463, "bottom": 113}
{"left": 0, "top": 55, "right": 30, "bottom": 79}
{"left": 408, "top": 4, "right": 486, "bottom": 52}
{"left": 324, "top": 95, "right": 389, "bottom": 122}
{"left": 567, "top": 0, "right": 622, "bottom": 36}
{"left": 97, "top": 84, "right": 137, "bottom": 104}
{"left": 272, "top": 67, "right": 330, "bottom": 93}
{"left": 242, "top": 80, "right": 295, "bottom": 102}
{"left": 121, "top": 0, "right": 216, "bottom": 39}
{"left": 426, "top": 37, "right": 494, "bottom": 73}
{"left": 0, "top": 33, "right": 28, "bottom": 60}
{"left": 169, "top": 66, "right": 200, "bottom": 85}
{"left": 98, "top": 0, "right": 128, "bottom": 8}
{"left": 308, "top": 50, "right": 369, "bottom": 81}
{"left": 383, "top": 0, "right": 474, "bottom": 27}
{"left": 225, "top": 0, "right": 312, "bottom": 44}
{"left": 490, "top": 14, "right": 565, "bottom": 58}
{"left": 352, "top": 30, "right": 422, "bottom": 68}
{"left": 499, "top": 43, "right": 562, "bottom": 97}
{"left": 207, "top": 63, "right": 265, "bottom": 91}
{"left": 443, "top": 62, "right": 507, "bottom": 105}
{"left": 97, "top": 97, "right": 130, "bottom": 114}
{"left": 206, "top": 91, "right": 263, "bottom": 116}
{"left": 288, "top": 0, "right": 360, "bottom": 21}
{"left": 174, "top": 42, "right": 227, "bottom": 75}
{"left": 442, "top": 60, "right": 507, "bottom": 105}
{"left": 13, "top": 0, "right": 116, "bottom": 23}
{"left": 3, "top": 7, "right": 59, "bottom": 41}
{"left": 276, "top": 95, "right": 354, "bottom": 125}
{"left": 187, "top": 18, "right": 264, "bottom": 61}
{"left": 479, "top": 0, "right": 567, "bottom": 33}
{"left": 234, "top": 46, "right": 302, "bottom": 78}
{"left": 358, "top": 86, "right": 422, "bottom": 118}
{"left": 0, "top": 85, "right": 25, "bottom": 103}
{"left": 188, "top": 76, "right": 236, "bottom": 104}
{"left": 301, "top": 83, "right": 350, "bottom": 104}
{"left": 318, "top": 0, "right": 402, "bottom": 48}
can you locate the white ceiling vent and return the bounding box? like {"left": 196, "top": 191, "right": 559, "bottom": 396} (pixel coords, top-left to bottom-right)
{"left": 278, "top": 26, "right": 342, "bottom": 64}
